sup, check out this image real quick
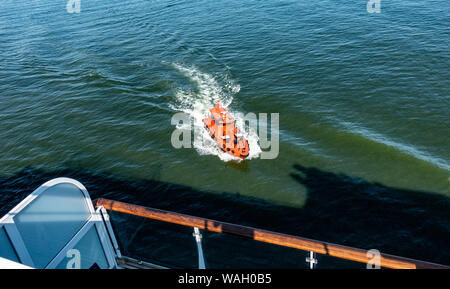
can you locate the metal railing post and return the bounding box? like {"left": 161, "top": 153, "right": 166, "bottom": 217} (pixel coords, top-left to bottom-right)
{"left": 193, "top": 227, "right": 206, "bottom": 269}
{"left": 306, "top": 251, "right": 317, "bottom": 269}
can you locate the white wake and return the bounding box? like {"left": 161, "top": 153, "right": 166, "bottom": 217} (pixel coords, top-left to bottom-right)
{"left": 169, "top": 63, "right": 261, "bottom": 161}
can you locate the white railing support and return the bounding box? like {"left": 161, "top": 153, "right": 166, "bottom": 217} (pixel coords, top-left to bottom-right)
{"left": 193, "top": 227, "right": 206, "bottom": 269}
{"left": 306, "top": 251, "right": 318, "bottom": 269}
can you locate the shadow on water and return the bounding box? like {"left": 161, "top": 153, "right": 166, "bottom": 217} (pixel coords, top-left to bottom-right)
{"left": 290, "top": 164, "right": 450, "bottom": 265}
{"left": 0, "top": 165, "right": 448, "bottom": 267}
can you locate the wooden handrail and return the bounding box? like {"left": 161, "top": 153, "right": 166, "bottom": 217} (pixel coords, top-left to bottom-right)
{"left": 94, "top": 198, "right": 449, "bottom": 269}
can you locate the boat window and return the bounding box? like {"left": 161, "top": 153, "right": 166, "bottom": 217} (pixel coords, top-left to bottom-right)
{"left": 13, "top": 183, "right": 91, "bottom": 268}
{"left": 0, "top": 227, "right": 19, "bottom": 263}
{"left": 55, "top": 225, "right": 108, "bottom": 269}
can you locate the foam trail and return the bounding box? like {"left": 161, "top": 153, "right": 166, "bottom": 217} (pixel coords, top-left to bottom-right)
{"left": 170, "top": 63, "right": 261, "bottom": 161}
{"left": 338, "top": 120, "right": 450, "bottom": 172}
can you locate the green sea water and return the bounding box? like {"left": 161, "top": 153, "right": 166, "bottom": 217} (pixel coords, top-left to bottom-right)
{"left": 1, "top": 0, "right": 450, "bottom": 267}
{"left": 0, "top": 0, "right": 448, "bottom": 206}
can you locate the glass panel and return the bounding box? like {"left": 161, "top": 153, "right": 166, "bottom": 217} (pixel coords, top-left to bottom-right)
{"left": 14, "top": 183, "right": 91, "bottom": 268}
{"left": 0, "top": 227, "right": 19, "bottom": 263}
{"left": 55, "top": 226, "right": 108, "bottom": 269}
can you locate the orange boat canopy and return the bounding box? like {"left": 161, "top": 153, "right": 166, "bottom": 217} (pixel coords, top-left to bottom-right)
{"left": 202, "top": 100, "right": 249, "bottom": 159}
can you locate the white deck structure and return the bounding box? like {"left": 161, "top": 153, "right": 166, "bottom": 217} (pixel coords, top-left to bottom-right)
{"left": 0, "top": 178, "right": 121, "bottom": 269}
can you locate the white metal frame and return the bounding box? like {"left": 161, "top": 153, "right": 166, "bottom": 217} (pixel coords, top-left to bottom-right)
{"left": 0, "top": 178, "right": 118, "bottom": 269}
{"left": 0, "top": 257, "right": 33, "bottom": 269}
{"left": 99, "top": 206, "right": 122, "bottom": 259}
{"left": 193, "top": 227, "right": 205, "bottom": 269}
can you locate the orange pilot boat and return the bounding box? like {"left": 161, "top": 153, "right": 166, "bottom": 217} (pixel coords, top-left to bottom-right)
{"left": 203, "top": 100, "right": 249, "bottom": 159}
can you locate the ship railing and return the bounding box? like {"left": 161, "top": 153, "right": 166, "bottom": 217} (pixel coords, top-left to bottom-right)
{"left": 93, "top": 198, "right": 449, "bottom": 269}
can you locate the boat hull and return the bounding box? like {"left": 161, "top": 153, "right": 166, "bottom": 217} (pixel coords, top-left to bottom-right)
{"left": 203, "top": 117, "right": 249, "bottom": 159}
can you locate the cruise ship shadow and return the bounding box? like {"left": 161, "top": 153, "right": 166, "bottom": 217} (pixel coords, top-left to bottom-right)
{"left": 289, "top": 163, "right": 450, "bottom": 265}
{"left": 0, "top": 166, "right": 448, "bottom": 267}
{"left": 0, "top": 166, "right": 314, "bottom": 268}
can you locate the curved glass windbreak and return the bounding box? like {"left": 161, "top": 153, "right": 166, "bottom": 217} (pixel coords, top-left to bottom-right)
{"left": 55, "top": 225, "right": 108, "bottom": 269}
{"left": 0, "top": 227, "right": 19, "bottom": 263}
{"left": 13, "top": 183, "right": 91, "bottom": 268}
